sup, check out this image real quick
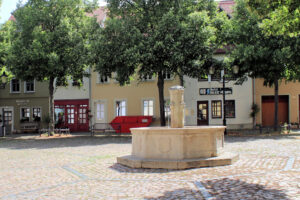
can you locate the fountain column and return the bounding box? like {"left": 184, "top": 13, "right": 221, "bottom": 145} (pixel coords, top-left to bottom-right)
{"left": 169, "top": 86, "right": 185, "bottom": 128}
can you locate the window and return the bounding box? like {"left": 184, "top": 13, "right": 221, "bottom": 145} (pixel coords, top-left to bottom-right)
{"left": 143, "top": 100, "right": 154, "bottom": 116}
{"left": 98, "top": 73, "right": 109, "bottom": 83}
{"left": 141, "top": 74, "right": 154, "bottom": 81}
{"left": 211, "top": 72, "right": 221, "bottom": 81}
{"left": 198, "top": 74, "right": 208, "bottom": 82}
{"left": 164, "top": 99, "right": 171, "bottom": 119}
{"left": 21, "top": 108, "right": 30, "bottom": 121}
{"left": 212, "top": 100, "right": 222, "bottom": 118}
{"left": 25, "top": 80, "right": 35, "bottom": 92}
{"left": 32, "top": 108, "right": 41, "bottom": 118}
{"left": 225, "top": 100, "right": 235, "bottom": 118}
{"left": 163, "top": 71, "right": 172, "bottom": 80}
{"left": 67, "top": 105, "right": 75, "bottom": 124}
{"left": 11, "top": 79, "right": 20, "bottom": 93}
{"left": 96, "top": 103, "right": 105, "bottom": 120}
{"left": 116, "top": 100, "right": 126, "bottom": 116}
{"left": 78, "top": 105, "right": 88, "bottom": 124}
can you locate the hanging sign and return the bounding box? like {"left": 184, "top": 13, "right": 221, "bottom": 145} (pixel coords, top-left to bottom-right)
{"left": 199, "top": 87, "right": 233, "bottom": 95}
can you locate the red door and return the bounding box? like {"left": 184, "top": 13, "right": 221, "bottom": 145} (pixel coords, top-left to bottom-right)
{"left": 55, "top": 99, "right": 89, "bottom": 132}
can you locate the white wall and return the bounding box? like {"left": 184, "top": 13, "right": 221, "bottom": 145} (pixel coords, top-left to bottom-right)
{"left": 54, "top": 70, "right": 90, "bottom": 100}
{"left": 184, "top": 56, "right": 253, "bottom": 129}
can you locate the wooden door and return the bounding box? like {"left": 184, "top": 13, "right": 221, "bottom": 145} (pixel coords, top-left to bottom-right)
{"left": 77, "top": 104, "right": 89, "bottom": 131}
{"left": 4, "top": 110, "right": 13, "bottom": 135}
{"left": 66, "top": 105, "right": 77, "bottom": 132}
{"left": 197, "top": 101, "right": 209, "bottom": 125}
{"left": 262, "top": 96, "right": 288, "bottom": 127}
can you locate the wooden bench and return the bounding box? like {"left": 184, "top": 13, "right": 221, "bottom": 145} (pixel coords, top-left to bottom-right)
{"left": 20, "top": 122, "right": 39, "bottom": 133}
{"left": 91, "top": 123, "right": 121, "bottom": 136}
{"left": 39, "top": 128, "right": 70, "bottom": 136}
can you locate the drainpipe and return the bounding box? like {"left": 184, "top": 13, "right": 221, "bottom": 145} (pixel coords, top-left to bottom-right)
{"left": 252, "top": 78, "right": 256, "bottom": 128}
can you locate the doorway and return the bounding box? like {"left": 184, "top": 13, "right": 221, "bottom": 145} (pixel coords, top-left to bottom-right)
{"left": 197, "top": 101, "right": 209, "bottom": 125}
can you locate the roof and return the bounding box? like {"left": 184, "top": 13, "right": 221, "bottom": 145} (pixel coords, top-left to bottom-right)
{"left": 88, "top": 6, "right": 107, "bottom": 23}
{"left": 218, "top": 0, "right": 235, "bottom": 17}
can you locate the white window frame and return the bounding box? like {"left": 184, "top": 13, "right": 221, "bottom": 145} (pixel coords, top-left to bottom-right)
{"left": 141, "top": 74, "right": 155, "bottom": 82}
{"left": 142, "top": 99, "right": 154, "bottom": 116}
{"left": 24, "top": 80, "right": 35, "bottom": 93}
{"left": 115, "top": 99, "right": 127, "bottom": 117}
{"left": 97, "top": 73, "right": 110, "bottom": 84}
{"left": 10, "top": 79, "right": 21, "bottom": 93}
{"left": 163, "top": 71, "right": 173, "bottom": 80}
{"left": 32, "top": 107, "right": 42, "bottom": 119}
{"left": 20, "top": 107, "right": 30, "bottom": 119}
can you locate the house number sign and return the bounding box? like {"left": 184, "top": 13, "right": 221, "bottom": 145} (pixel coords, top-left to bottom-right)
{"left": 199, "top": 87, "right": 233, "bottom": 95}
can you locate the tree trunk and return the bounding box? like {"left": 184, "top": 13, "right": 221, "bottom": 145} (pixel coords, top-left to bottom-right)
{"left": 274, "top": 79, "right": 279, "bottom": 131}
{"left": 179, "top": 74, "right": 184, "bottom": 87}
{"left": 157, "top": 72, "right": 166, "bottom": 126}
{"left": 49, "top": 77, "right": 55, "bottom": 136}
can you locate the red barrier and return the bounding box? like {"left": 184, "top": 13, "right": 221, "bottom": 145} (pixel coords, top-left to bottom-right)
{"left": 110, "top": 116, "right": 153, "bottom": 133}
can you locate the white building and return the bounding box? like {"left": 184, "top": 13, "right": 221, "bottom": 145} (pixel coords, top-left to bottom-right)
{"left": 184, "top": 56, "right": 254, "bottom": 129}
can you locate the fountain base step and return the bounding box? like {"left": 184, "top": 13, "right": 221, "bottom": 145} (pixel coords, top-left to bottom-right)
{"left": 117, "top": 152, "right": 239, "bottom": 169}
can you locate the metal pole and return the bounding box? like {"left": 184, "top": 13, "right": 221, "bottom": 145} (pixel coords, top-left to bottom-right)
{"left": 223, "top": 73, "right": 227, "bottom": 135}
{"left": 2, "top": 108, "right": 5, "bottom": 137}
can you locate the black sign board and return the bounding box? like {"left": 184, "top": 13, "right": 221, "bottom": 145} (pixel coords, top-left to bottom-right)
{"left": 199, "top": 87, "right": 233, "bottom": 95}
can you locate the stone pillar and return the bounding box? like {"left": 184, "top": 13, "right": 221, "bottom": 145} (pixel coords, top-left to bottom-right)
{"left": 169, "top": 86, "right": 185, "bottom": 128}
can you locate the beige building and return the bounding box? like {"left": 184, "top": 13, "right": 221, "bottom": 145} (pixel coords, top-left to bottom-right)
{"left": 91, "top": 71, "right": 180, "bottom": 126}
{"left": 255, "top": 78, "right": 300, "bottom": 127}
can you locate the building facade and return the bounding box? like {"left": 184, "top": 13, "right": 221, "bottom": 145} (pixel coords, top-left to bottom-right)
{"left": 53, "top": 71, "right": 90, "bottom": 132}
{"left": 184, "top": 55, "right": 254, "bottom": 129}
{"left": 0, "top": 79, "right": 49, "bottom": 134}
{"left": 254, "top": 78, "right": 300, "bottom": 127}
{"left": 91, "top": 71, "right": 180, "bottom": 126}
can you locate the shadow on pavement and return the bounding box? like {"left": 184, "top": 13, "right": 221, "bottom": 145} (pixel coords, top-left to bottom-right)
{"left": 225, "top": 134, "right": 300, "bottom": 143}
{"left": 0, "top": 134, "right": 131, "bottom": 150}
{"left": 145, "top": 178, "right": 289, "bottom": 200}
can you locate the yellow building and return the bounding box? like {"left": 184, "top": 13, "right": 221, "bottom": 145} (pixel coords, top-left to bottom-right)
{"left": 255, "top": 78, "right": 300, "bottom": 127}
{"left": 90, "top": 71, "right": 180, "bottom": 126}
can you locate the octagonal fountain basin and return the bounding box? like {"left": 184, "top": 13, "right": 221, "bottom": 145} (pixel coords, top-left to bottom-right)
{"left": 117, "top": 126, "right": 239, "bottom": 170}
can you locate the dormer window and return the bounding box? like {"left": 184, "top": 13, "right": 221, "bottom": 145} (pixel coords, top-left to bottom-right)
{"left": 98, "top": 73, "right": 109, "bottom": 84}
{"left": 141, "top": 74, "right": 154, "bottom": 81}
{"left": 163, "top": 71, "right": 172, "bottom": 80}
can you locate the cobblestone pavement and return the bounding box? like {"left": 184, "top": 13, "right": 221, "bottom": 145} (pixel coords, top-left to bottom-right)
{"left": 0, "top": 134, "right": 299, "bottom": 200}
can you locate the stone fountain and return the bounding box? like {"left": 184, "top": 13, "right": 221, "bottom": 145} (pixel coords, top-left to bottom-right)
{"left": 117, "top": 86, "right": 239, "bottom": 169}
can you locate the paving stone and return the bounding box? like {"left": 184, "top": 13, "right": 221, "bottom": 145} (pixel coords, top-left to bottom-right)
{"left": 0, "top": 135, "right": 299, "bottom": 199}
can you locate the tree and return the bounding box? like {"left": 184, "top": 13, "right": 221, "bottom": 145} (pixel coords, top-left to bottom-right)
{"left": 229, "top": 0, "right": 300, "bottom": 131}
{"left": 7, "top": 0, "right": 96, "bottom": 133}
{"left": 91, "top": 0, "right": 229, "bottom": 126}
{"left": 246, "top": 0, "right": 300, "bottom": 37}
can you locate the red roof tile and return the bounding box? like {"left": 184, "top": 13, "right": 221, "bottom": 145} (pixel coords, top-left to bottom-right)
{"left": 218, "top": 0, "right": 235, "bottom": 16}
{"left": 87, "top": 6, "right": 107, "bottom": 23}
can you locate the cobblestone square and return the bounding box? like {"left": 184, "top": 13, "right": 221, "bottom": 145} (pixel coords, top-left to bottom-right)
{"left": 0, "top": 134, "right": 299, "bottom": 199}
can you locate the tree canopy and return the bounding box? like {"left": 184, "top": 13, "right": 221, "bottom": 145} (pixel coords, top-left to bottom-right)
{"left": 229, "top": 0, "right": 300, "bottom": 130}
{"left": 91, "top": 0, "right": 230, "bottom": 125}
{"left": 246, "top": 0, "right": 300, "bottom": 37}
{"left": 7, "top": 0, "right": 96, "bottom": 132}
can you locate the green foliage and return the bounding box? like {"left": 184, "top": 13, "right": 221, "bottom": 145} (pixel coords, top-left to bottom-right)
{"left": 7, "top": 0, "right": 96, "bottom": 83}
{"left": 250, "top": 103, "right": 260, "bottom": 118}
{"left": 229, "top": 0, "right": 299, "bottom": 86}
{"left": 91, "top": 0, "right": 229, "bottom": 125}
{"left": 246, "top": 0, "right": 300, "bottom": 37}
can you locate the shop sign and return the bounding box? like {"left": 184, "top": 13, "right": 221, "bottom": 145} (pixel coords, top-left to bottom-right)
{"left": 199, "top": 87, "right": 233, "bottom": 95}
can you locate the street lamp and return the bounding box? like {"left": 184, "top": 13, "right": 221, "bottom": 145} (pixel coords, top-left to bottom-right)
{"left": 1, "top": 71, "right": 8, "bottom": 137}
{"left": 209, "top": 65, "right": 239, "bottom": 134}
{"left": 1, "top": 71, "right": 8, "bottom": 89}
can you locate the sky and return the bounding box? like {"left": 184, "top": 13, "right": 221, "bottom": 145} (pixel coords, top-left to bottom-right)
{"left": 0, "top": 0, "right": 107, "bottom": 24}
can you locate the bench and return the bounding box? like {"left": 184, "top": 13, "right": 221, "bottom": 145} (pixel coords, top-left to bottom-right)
{"left": 20, "top": 122, "right": 39, "bottom": 133}
{"left": 91, "top": 123, "right": 121, "bottom": 136}
{"left": 39, "top": 128, "right": 70, "bottom": 136}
